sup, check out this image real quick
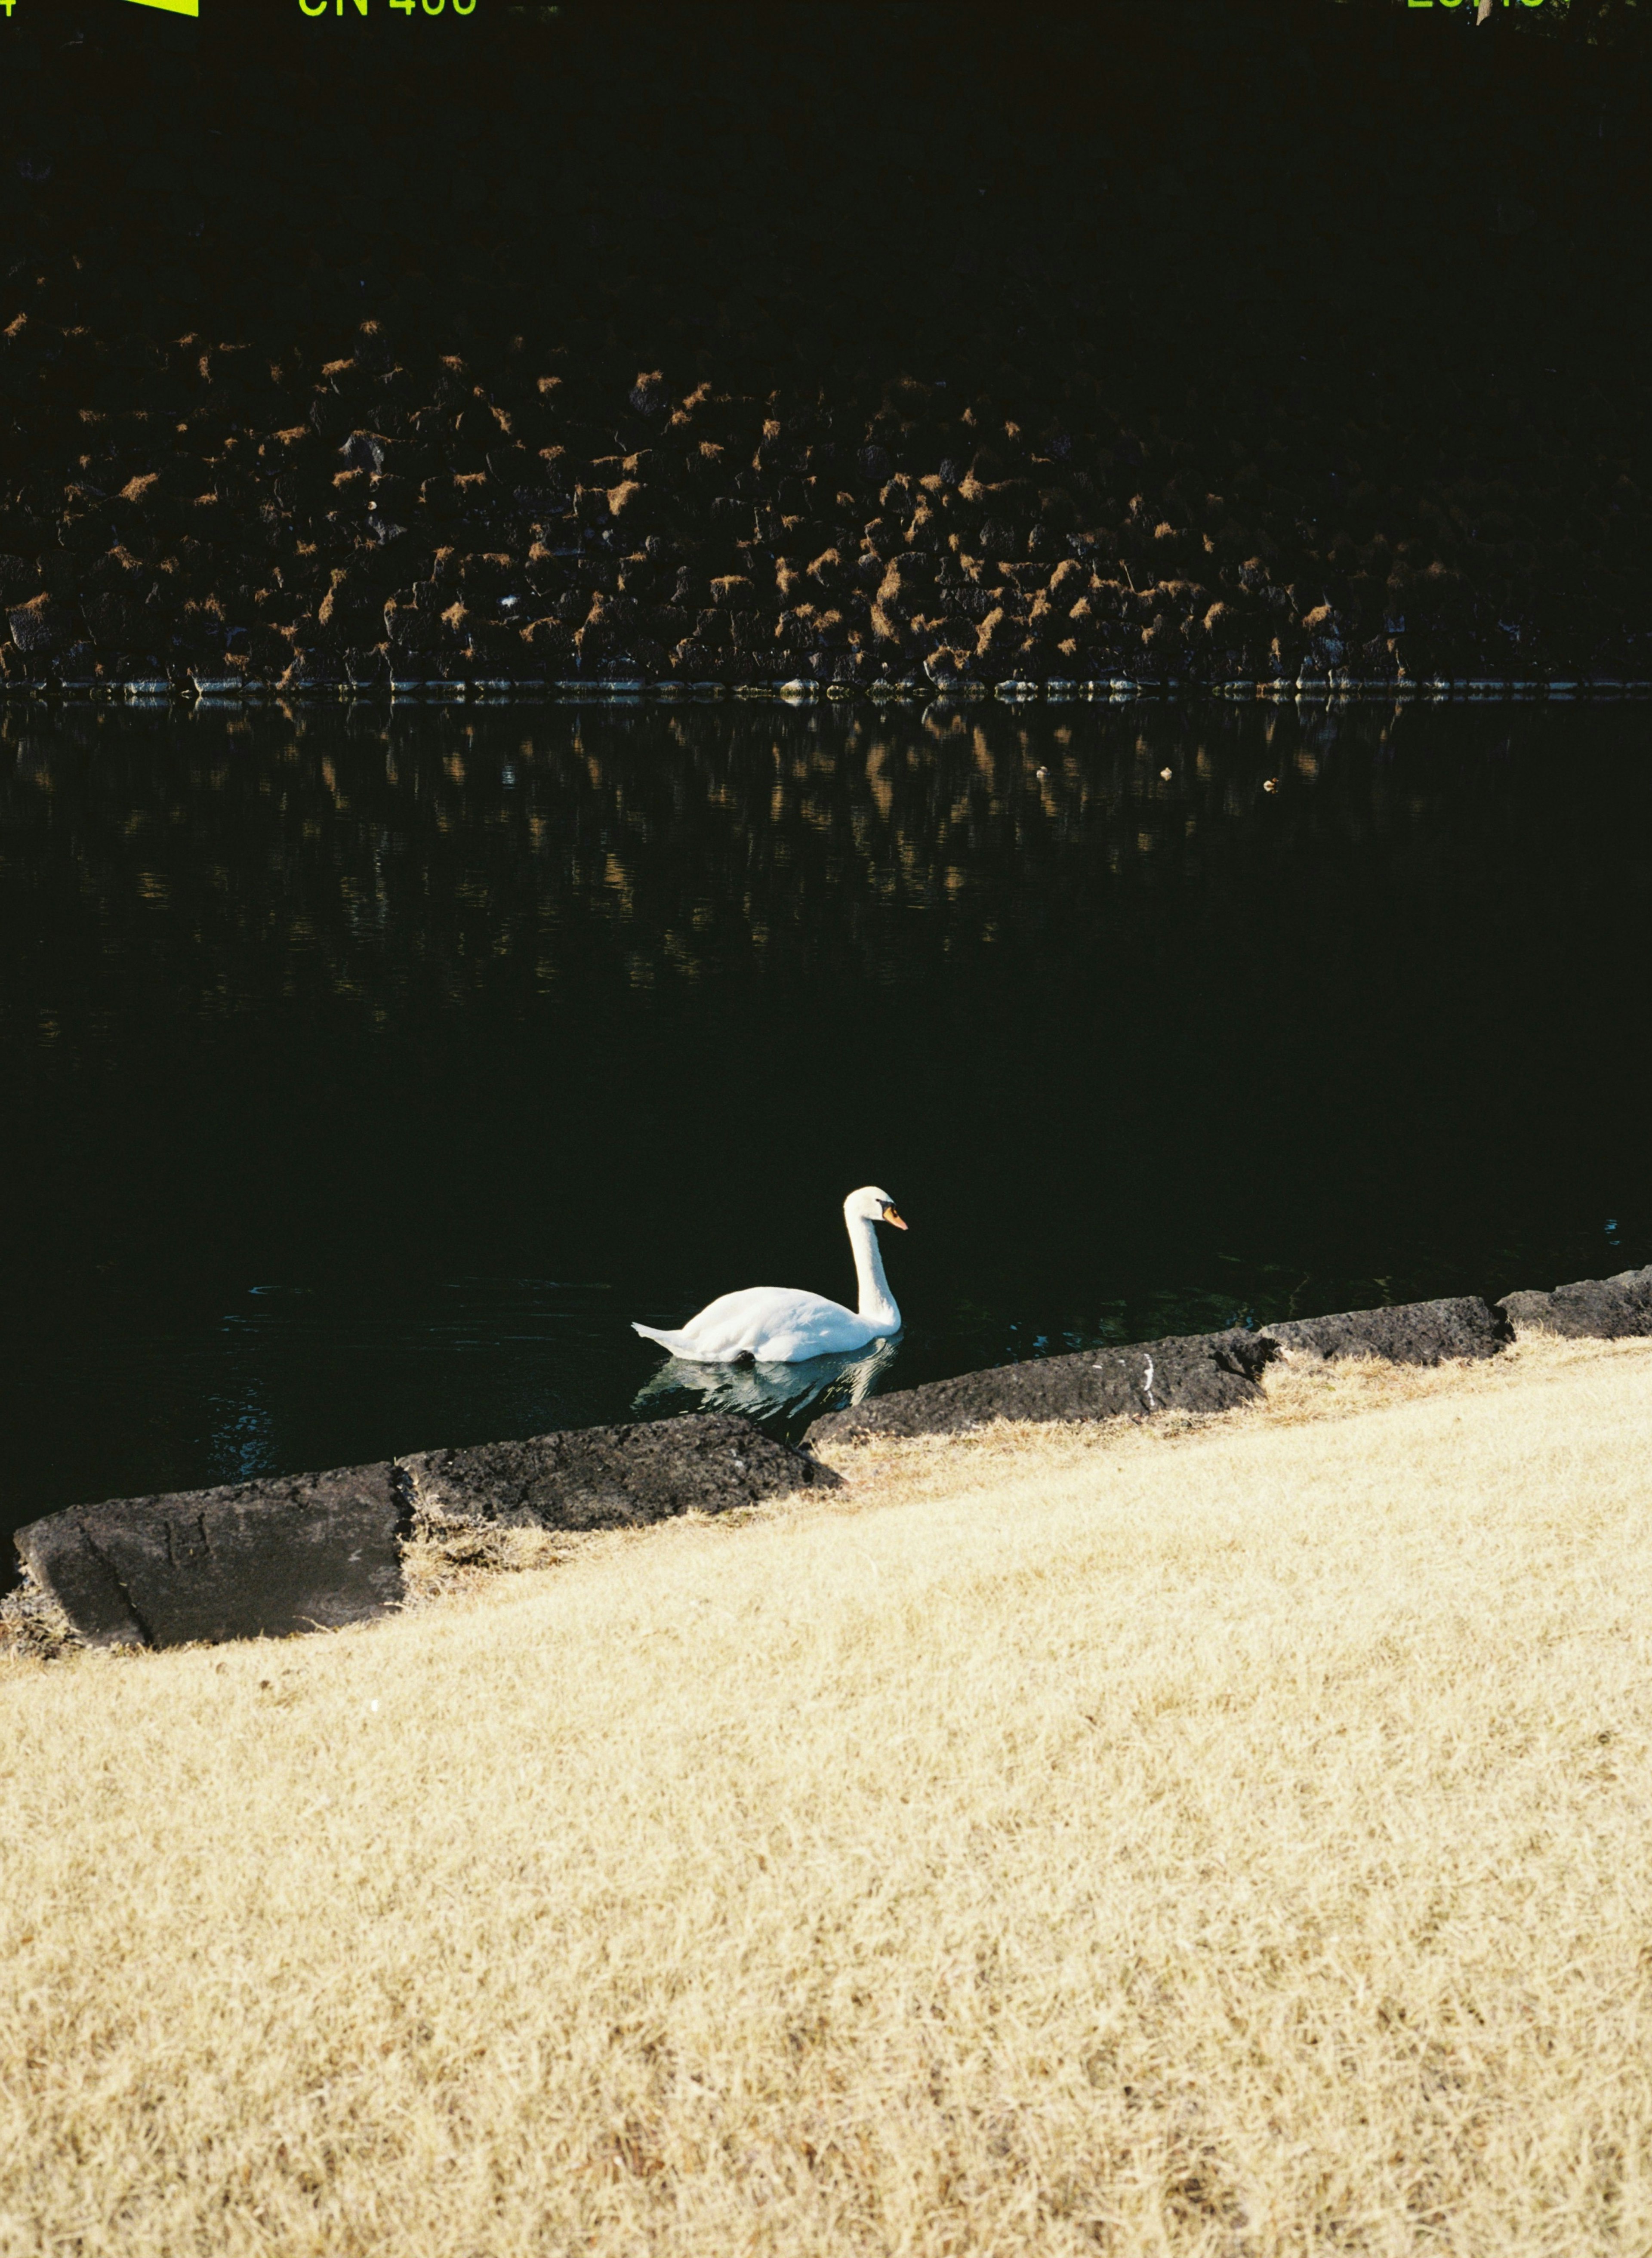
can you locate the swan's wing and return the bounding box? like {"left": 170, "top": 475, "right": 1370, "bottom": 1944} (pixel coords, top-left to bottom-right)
{"left": 630, "top": 1287, "right": 794, "bottom": 1363}
{"left": 632, "top": 1286, "right": 873, "bottom": 1364}
{"left": 750, "top": 1292, "right": 881, "bottom": 1361}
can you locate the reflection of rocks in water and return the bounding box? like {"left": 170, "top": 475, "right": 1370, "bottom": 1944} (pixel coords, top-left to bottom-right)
{"left": 632, "top": 1336, "right": 903, "bottom": 1430}
{"left": 0, "top": 695, "right": 1546, "bottom": 1044}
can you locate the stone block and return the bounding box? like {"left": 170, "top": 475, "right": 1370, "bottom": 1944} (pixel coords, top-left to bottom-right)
{"left": 14, "top": 1463, "right": 406, "bottom": 1649}
{"left": 1497, "top": 1265, "right": 1652, "bottom": 1341}
{"left": 807, "top": 1330, "right": 1276, "bottom": 1448}
{"left": 1259, "top": 1296, "right": 1511, "bottom": 1366}
{"left": 399, "top": 1413, "right": 840, "bottom": 1531}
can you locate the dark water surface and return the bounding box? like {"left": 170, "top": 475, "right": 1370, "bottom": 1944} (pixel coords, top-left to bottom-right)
{"left": 2, "top": 694, "right": 1649, "bottom": 1569}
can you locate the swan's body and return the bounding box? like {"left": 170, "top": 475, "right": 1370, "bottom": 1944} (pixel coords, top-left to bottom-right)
{"left": 632, "top": 1187, "right": 906, "bottom": 1365}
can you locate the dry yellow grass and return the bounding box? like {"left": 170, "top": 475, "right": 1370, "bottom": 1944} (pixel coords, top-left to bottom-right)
{"left": 5, "top": 1334, "right": 1652, "bottom": 2256}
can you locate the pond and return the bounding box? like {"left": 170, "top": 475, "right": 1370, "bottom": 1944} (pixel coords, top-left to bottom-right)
{"left": 2, "top": 692, "right": 1648, "bottom": 1571}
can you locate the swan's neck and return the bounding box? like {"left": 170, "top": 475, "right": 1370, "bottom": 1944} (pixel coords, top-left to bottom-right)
{"left": 847, "top": 1212, "right": 900, "bottom": 1333}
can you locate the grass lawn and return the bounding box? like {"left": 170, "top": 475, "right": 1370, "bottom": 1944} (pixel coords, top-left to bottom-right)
{"left": 4, "top": 1334, "right": 1652, "bottom": 2255}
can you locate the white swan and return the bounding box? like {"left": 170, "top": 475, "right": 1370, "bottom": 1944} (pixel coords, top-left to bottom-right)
{"left": 632, "top": 1187, "right": 907, "bottom": 1364}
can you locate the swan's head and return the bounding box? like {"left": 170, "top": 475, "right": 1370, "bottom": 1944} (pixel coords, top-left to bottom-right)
{"left": 845, "top": 1185, "right": 907, "bottom": 1231}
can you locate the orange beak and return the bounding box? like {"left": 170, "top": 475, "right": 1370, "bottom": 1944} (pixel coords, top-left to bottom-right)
{"left": 883, "top": 1206, "right": 908, "bottom": 1230}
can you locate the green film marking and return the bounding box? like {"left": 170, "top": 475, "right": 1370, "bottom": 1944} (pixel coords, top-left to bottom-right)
{"left": 124, "top": 0, "right": 201, "bottom": 15}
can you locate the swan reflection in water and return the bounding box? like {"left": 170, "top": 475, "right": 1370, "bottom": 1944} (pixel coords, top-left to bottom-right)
{"left": 632, "top": 1333, "right": 903, "bottom": 1426}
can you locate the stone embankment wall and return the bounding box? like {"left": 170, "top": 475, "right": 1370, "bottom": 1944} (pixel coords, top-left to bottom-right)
{"left": 12, "top": 1416, "right": 840, "bottom": 1651}
{"left": 10, "top": 1268, "right": 1652, "bottom": 1652}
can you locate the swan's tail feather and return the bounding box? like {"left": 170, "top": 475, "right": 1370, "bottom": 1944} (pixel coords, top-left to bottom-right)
{"left": 632, "top": 1320, "right": 700, "bottom": 1357}
{"left": 632, "top": 1320, "right": 751, "bottom": 1364}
